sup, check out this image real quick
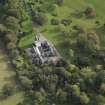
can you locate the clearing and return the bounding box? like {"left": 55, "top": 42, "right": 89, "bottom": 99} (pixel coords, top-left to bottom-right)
{"left": 19, "top": 0, "right": 105, "bottom": 59}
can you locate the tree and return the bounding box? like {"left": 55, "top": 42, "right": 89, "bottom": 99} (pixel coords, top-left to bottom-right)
{"left": 7, "top": 42, "right": 17, "bottom": 50}
{"left": 56, "top": 0, "right": 64, "bottom": 6}
{"left": 100, "top": 83, "right": 105, "bottom": 94}
{"left": 16, "top": 103, "right": 23, "bottom": 105}
{"left": 95, "top": 95, "right": 105, "bottom": 105}
{"left": 79, "top": 92, "right": 90, "bottom": 104}
{"left": 6, "top": 9, "right": 19, "bottom": 18}
{"left": 19, "top": 76, "right": 33, "bottom": 90}
{"left": 9, "top": 49, "right": 19, "bottom": 58}
{"left": 33, "top": 12, "right": 48, "bottom": 25}
{"left": 87, "top": 31, "right": 100, "bottom": 50}
{"left": 67, "top": 64, "right": 78, "bottom": 73}
{"left": 94, "top": 70, "right": 105, "bottom": 90}
{"left": 1, "top": 84, "right": 14, "bottom": 98}
{"left": 12, "top": 55, "right": 24, "bottom": 68}
{"left": 76, "top": 34, "right": 88, "bottom": 51}
{"left": 76, "top": 31, "right": 100, "bottom": 53}
{"left": 5, "top": 16, "right": 19, "bottom": 31}
{"left": 56, "top": 88, "right": 67, "bottom": 103}
{"left": 44, "top": 74, "right": 58, "bottom": 93}
{"left": 68, "top": 49, "right": 74, "bottom": 59}
{"left": 75, "top": 56, "right": 90, "bottom": 67}
{"left": 71, "top": 85, "right": 81, "bottom": 97}
{"left": 0, "top": 24, "right": 7, "bottom": 37}
{"left": 5, "top": 33, "right": 18, "bottom": 43}
{"left": 84, "top": 6, "right": 96, "bottom": 18}
{"left": 34, "top": 91, "right": 45, "bottom": 104}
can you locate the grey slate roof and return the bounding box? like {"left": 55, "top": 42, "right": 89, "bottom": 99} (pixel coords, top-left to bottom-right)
{"left": 25, "top": 33, "right": 60, "bottom": 65}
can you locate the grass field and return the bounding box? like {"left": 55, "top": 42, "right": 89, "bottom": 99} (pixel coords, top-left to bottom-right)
{"left": 19, "top": 0, "right": 105, "bottom": 57}
{"left": 0, "top": 44, "right": 23, "bottom": 105}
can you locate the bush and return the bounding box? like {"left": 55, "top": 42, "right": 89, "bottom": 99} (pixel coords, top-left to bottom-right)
{"left": 75, "top": 56, "right": 90, "bottom": 67}
{"left": 73, "top": 25, "right": 86, "bottom": 33}
{"left": 0, "top": 24, "right": 7, "bottom": 36}
{"left": 19, "top": 76, "right": 33, "bottom": 90}
{"left": 80, "top": 92, "right": 90, "bottom": 104}
{"left": 1, "top": 84, "right": 14, "bottom": 99}
{"left": 51, "top": 18, "right": 60, "bottom": 25}
{"left": 0, "top": 0, "right": 7, "bottom": 5}
{"left": 6, "top": 9, "right": 19, "bottom": 18}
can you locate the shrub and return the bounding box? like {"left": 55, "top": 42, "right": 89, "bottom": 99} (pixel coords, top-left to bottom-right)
{"left": 61, "top": 19, "right": 72, "bottom": 26}
{"left": 51, "top": 18, "right": 60, "bottom": 25}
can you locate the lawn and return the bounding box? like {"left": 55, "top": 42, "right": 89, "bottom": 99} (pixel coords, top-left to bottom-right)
{"left": 0, "top": 44, "right": 23, "bottom": 105}
{"left": 19, "top": 32, "right": 35, "bottom": 48}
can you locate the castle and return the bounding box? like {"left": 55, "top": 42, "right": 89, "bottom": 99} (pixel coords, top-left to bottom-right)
{"left": 26, "top": 33, "right": 60, "bottom": 65}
